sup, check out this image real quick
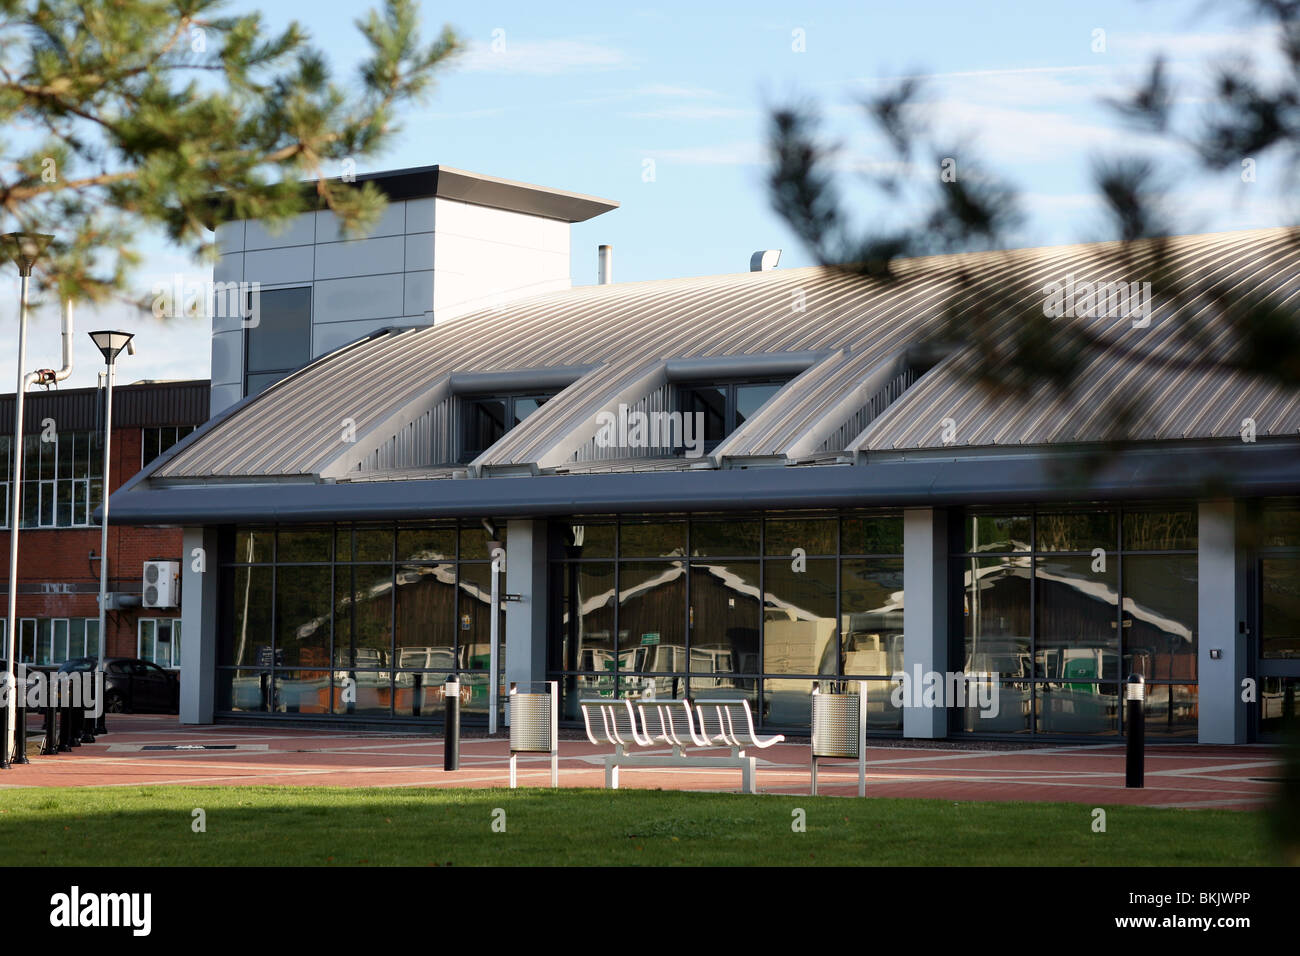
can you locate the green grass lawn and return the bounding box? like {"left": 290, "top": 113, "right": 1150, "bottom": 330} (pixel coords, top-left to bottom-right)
{"left": 0, "top": 786, "right": 1273, "bottom": 866}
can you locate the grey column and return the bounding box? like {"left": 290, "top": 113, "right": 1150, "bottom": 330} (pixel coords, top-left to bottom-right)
{"left": 504, "top": 520, "right": 549, "bottom": 699}
{"left": 902, "top": 507, "right": 949, "bottom": 738}
{"left": 1197, "top": 499, "right": 1247, "bottom": 744}
{"left": 180, "top": 526, "right": 219, "bottom": 724}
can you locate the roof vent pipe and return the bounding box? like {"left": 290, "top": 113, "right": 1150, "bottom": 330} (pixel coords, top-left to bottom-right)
{"left": 598, "top": 244, "right": 612, "bottom": 285}
{"left": 750, "top": 250, "right": 781, "bottom": 272}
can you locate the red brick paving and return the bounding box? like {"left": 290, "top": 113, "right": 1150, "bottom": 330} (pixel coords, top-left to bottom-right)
{"left": 0, "top": 716, "right": 1279, "bottom": 810}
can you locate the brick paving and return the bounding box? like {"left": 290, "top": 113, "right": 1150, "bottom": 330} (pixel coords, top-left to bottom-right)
{"left": 0, "top": 715, "right": 1279, "bottom": 810}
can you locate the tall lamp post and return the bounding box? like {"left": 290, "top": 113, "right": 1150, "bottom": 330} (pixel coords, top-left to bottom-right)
{"left": 89, "top": 330, "right": 133, "bottom": 736}
{"left": 2, "top": 232, "right": 53, "bottom": 770}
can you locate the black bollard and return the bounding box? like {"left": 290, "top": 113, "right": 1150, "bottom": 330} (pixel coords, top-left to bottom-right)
{"left": 444, "top": 675, "right": 460, "bottom": 771}
{"left": 57, "top": 700, "right": 73, "bottom": 753}
{"left": 42, "top": 701, "right": 58, "bottom": 756}
{"left": 1125, "top": 673, "right": 1145, "bottom": 788}
{"left": 14, "top": 699, "right": 28, "bottom": 765}
{"left": 68, "top": 701, "right": 82, "bottom": 748}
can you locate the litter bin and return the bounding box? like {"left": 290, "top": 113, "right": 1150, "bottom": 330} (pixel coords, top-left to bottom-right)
{"left": 508, "top": 681, "right": 558, "bottom": 789}
{"left": 811, "top": 681, "right": 867, "bottom": 796}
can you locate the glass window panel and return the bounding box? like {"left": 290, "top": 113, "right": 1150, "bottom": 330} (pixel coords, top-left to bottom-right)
{"left": 233, "top": 527, "right": 273, "bottom": 563}
{"left": 274, "top": 670, "right": 332, "bottom": 714}
{"left": 552, "top": 561, "right": 616, "bottom": 675}
{"left": 19, "top": 619, "right": 35, "bottom": 662}
{"left": 1036, "top": 511, "right": 1118, "bottom": 552}
{"left": 223, "top": 566, "right": 272, "bottom": 666}
{"left": 1144, "top": 683, "right": 1198, "bottom": 738}
{"left": 23, "top": 435, "right": 39, "bottom": 480}
{"left": 20, "top": 480, "right": 37, "bottom": 527}
{"left": 39, "top": 481, "right": 54, "bottom": 526}
{"left": 88, "top": 434, "right": 103, "bottom": 478}
{"left": 963, "top": 513, "right": 1031, "bottom": 553}
{"left": 1122, "top": 555, "right": 1198, "bottom": 681}
{"left": 245, "top": 286, "right": 311, "bottom": 374}
{"left": 84, "top": 620, "right": 99, "bottom": 660}
{"left": 865, "top": 678, "right": 904, "bottom": 734}
{"left": 764, "top": 517, "right": 836, "bottom": 556}
{"left": 512, "top": 395, "right": 550, "bottom": 425}
{"left": 396, "top": 525, "right": 454, "bottom": 563}
{"left": 69, "top": 619, "right": 85, "bottom": 660}
{"left": 564, "top": 522, "right": 615, "bottom": 558}
{"left": 172, "top": 620, "right": 181, "bottom": 668}
{"left": 335, "top": 564, "right": 393, "bottom": 669}
{"left": 690, "top": 518, "right": 760, "bottom": 556}
{"left": 690, "top": 560, "right": 759, "bottom": 676}
{"left": 219, "top": 669, "right": 271, "bottom": 713}
{"left": 459, "top": 524, "right": 504, "bottom": 561}
{"left": 1261, "top": 503, "right": 1300, "bottom": 547}
{"left": 1259, "top": 677, "right": 1300, "bottom": 737}
{"left": 244, "top": 371, "right": 286, "bottom": 396}
{"left": 679, "top": 386, "right": 727, "bottom": 445}
{"left": 841, "top": 514, "right": 904, "bottom": 555}
{"left": 761, "top": 677, "right": 814, "bottom": 730}
{"left": 1035, "top": 555, "right": 1119, "bottom": 680}
{"left": 958, "top": 680, "right": 1033, "bottom": 734}
{"left": 763, "top": 560, "right": 837, "bottom": 675}
{"left": 841, "top": 558, "right": 904, "bottom": 677}
{"left": 619, "top": 519, "right": 685, "bottom": 558}
{"left": 556, "top": 672, "right": 618, "bottom": 721}
{"left": 456, "top": 563, "right": 504, "bottom": 670}
{"left": 1037, "top": 682, "right": 1119, "bottom": 735}
{"left": 957, "top": 555, "right": 1031, "bottom": 677}
{"left": 56, "top": 478, "right": 72, "bottom": 527}
{"left": 617, "top": 561, "right": 687, "bottom": 672}
{"left": 277, "top": 527, "right": 331, "bottom": 563}
{"left": 88, "top": 479, "right": 102, "bottom": 523}
{"left": 276, "top": 566, "right": 331, "bottom": 668}
{"left": 1123, "top": 508, "right": 1197, "bottom": 551}
{"left": 394, "top": 669, "right": 449, "bottom": 719}
{"left": 139, "top": 619, "right": 157, "bottom": 663}
{"left": 36, "top": 620, "right": 52, "bottom": 665}
{"left": 462, "top": 399, "right": 507, "bottom": 459}
{"left": 39, "top": 436, "right": 57, "bottom": 480}
{"left": 329, "top": 669, "right": 391, "bottom": 716}
{"left": 52, "top": 619, "right": 69, "bottom": 662}
{"left": 734, "top": 383, "right": 783, "bottom": 426}
{"left": 1262, "top": 557, "right": 1300, "bottom": 660}
{"left": 395, "top": 563, "right": 458, "bottom": 671}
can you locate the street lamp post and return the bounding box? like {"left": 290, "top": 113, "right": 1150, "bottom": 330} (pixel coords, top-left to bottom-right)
{"left": 2, "top": 232, "right": 53, "bottom": 770}
{"left": 89, "top": 331, "right": 133, "bottom": 736}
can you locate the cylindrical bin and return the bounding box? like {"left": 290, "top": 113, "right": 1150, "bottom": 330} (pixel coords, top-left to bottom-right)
{"left": 811, "top": 682, "right": 867, "bottom": 797}
{"left": 508, "top": 682, "right": 558, "bottom": 789}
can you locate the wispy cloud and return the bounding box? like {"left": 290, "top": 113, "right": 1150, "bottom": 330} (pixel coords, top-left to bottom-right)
{"left": 623, "top": 105, "right": 754, "bottom": 120}
{"left": 456, "top": 37, "right": 634, "bottom": 75}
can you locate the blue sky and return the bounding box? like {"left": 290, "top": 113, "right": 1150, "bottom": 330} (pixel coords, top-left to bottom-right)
{"left": 2, "top": 0, "right": 1293, "bottom": 387}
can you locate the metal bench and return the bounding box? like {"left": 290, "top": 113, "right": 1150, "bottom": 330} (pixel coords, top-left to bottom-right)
{"left": 579, "top": 697, "right": 783, "bottom": 794}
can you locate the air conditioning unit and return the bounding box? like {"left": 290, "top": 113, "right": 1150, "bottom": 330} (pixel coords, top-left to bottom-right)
{"left": 142, "top": 561, "right": 180, "bottom": 608}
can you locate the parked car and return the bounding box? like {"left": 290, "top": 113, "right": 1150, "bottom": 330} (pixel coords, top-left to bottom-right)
{"left": 58, "top": 657, "right": 179, "bottom": 714}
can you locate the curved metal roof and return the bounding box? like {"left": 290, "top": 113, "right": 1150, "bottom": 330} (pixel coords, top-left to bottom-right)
{"left": 155, "top": 227, "right": 1300, "bottom": 481}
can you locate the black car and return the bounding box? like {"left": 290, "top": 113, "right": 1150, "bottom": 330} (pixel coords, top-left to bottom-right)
{"left": 58, "top": 657, "right": 179, "bottom": 714}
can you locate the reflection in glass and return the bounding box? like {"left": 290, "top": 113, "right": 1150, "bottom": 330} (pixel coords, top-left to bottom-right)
{"left": 1261, "top": 557, "right": 1300, "bottom": 660}
{"left": 690, "top": 561, "right": 759, "bottom": 678}
{"left": 274, "top": 670, "right": 331, "bottom": 714}
{"left": 765, "top": 518, "right": 836, "bottom": 556}
{"left": 335, "top": 564, "right": 393, "bottom": 668}
{"left": 618, "top": 561, "right": 687, "bottom": 671}
{"left": 1036, "top": 681, "right": 1118, "bottom": 735}
{"left": 554, "top": 562, "right": 615, "bottom": 675}
{"left": 1143, "top": 683, "right": 1198, "bottom": 738}
{"left": 1260, "top": 677, "right": 1299, "bottom": 737}
{"left": 1122, "top": 555, "right": 1197, "bottom": 681}
{"left": 690, "top": 519, "right": 760, "bottom": 556}
{"left": 397, "top": 525, "right": 455, "bottom": 562}
{"left": 1036, "top": 511, "right": 1117, "bottom": 552}
{"left": 395, "top": 564, "right": 457, "bottom": 668}
{"left": 219, "top": 669, "right": 270, "bottom": 712}
{"left": 224, "top": 566, "right": 271, "bottom": 666}
{"left": 233, "top": 527, "right": 273, "bottom": 563}
{"left": 276, "top": 566, "right": 331, "bottom": 667}
{"left": 277, "top": 527, "right": 331, "bottom": 563}
{"left": 761, "top": 678, "right": 814, "bottom": 729}
{"left": 763, "top": 560, "right": 837, "bottom": 675}
{"left": 458, "top": 563, "right": 504, "bottom": 671}
{"left": 958, "top": 556, "right": 1031, "bottom": 677}
{"left": 620, "top": 519, "right": 686, "bottom": 558}
{"left": 1034, "top": 556, "right": 1118, "bottom": 680}
{"left": 841, "top": 515, "right": 903, "bottom": 554}
{"left": 963, "top": 514, "right": 1031, "bottom": 552}
{"left": 564, "top": 522, "right": 616, "bottom": 558}
{"left": 841, "top": 559, "right": 904, "bottom": 676}
{"left": 1123, "top": 509, "right": 1197, "bottom": 551}
{"left": 959, "top": 681, "right": 1032, "bottom": 734}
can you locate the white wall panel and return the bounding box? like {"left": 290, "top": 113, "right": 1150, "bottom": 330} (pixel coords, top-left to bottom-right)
{"left": 312, "top": 274, "right": 405, "bottom": 323}
{"left": 244, "top": 211, "right": 316, "bottom": 250}
{"left": 314, "top": 235, "right": 406, "bottom": 280}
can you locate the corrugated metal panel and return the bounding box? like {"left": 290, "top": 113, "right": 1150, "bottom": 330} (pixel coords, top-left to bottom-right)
{"left": 155, "top": 228, "right": 1300, "bottom": 478}
{"left": 0, "top": 379, "right": 209, "bottom": 433}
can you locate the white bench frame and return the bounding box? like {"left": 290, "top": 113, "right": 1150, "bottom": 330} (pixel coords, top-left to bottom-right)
{"left": 580, "top": 697, "right": 784, "bottom": 794}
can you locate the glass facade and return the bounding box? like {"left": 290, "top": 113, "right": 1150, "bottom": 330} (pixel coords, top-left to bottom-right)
{"left": 1258, "top": 500, "right": 1300, "bottom": 738}
{"left": 216, "top": 522, "right": 506, "bottom": 720}
{"left": 547, "top": 511, "right": 905, "bottom": 733}
{"left": 953, "top": 505, "right": 1198, "bottom": 738}
{"left": 0, "top": 431, "right": 103, "bottom": 528}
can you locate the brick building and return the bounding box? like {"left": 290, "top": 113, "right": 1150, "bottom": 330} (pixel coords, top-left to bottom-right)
{"left": 1, "top": 379, "right": 208, "bottom": 670}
